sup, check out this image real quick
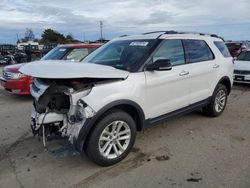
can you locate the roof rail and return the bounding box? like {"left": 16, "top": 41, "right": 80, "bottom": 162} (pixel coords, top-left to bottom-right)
{"left": 142, "top": 30, "right": 179, "bottom": 35}
{"left": 142, "top": 31, "right": 166, "bottom": 35}
{"left": 142, "top": 30, "right": 224, "bottom": 41}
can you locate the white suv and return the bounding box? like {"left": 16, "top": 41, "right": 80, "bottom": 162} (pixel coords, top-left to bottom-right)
{"left": 20, "top": 31, "right": 233, "bottom": 166}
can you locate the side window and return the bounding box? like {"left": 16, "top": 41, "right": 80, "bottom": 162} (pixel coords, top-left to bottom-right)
{"left": 183, "top": 40, "right": 214, "bottom": 63}
{"left": 214, "top": 41, "right": 231, "bottom": 57}
{"left": 153, "top": 39, "right": 185, "bottom": 66}
{"left": 65, "top": 48, "right": 89, "bottom": 61}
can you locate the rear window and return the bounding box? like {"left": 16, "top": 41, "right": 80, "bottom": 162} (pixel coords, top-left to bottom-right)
{"left": 225, "top": 43, "right": 242, "bottom": 49}
{"left": 214, "top": 41, "right": 231, "bottom": 57}
{"left": 183, "top": 40, "right": 214, "bottom": 63}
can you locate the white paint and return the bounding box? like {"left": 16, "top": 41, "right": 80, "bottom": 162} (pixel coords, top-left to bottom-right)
{"left": 20, "top": 60, "right": 129, "bottom": 79}
{"left": 234, "top": 60, "right": 250, "bottom": 71}
{"left": 234, "top": 60, "right": 250, "bottom": 83}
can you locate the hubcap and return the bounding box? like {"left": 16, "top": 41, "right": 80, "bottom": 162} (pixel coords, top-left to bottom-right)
{"left": 214, "top": 89, "right": 226, "bottom": 113}
{"left": 98, "top": 121, "right": 131, "bottom": 159}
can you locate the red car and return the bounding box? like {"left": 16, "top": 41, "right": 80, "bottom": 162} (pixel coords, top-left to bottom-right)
{"left": 0, "top": 43, "right": 102, "bottom": 95}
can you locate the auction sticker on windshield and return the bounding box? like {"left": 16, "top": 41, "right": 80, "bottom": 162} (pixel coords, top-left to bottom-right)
{"left": 59, "top": 48, "right": 67, "bottom": 51}
{"left": 129, "top": 41, "right": 149, "bottom": 47}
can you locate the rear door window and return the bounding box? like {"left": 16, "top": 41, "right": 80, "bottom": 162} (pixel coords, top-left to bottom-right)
{"left": 214, "top": 41, "right": 231, "bottom": 57}
{"left": 183, "top": 40, "right": 214, "bottom": 63}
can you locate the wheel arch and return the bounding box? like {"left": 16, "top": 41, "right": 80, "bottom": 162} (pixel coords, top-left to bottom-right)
{"left": 216, "top": 76, "right": 232, "bottom": 95}
{"left": 74, "top": 100, "right": 145, "bottom": 152}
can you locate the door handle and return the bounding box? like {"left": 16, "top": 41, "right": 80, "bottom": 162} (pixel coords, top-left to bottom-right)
{"left": 213, "top": 64, "right": 220, "bottom": 69}
{"left": 179, "top": 71, "right": 189, "bottom": 76}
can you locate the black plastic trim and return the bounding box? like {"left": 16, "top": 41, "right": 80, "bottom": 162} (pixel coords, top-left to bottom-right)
{"left": 144, "top": 97, "right": 211, "bottom": 127}
{"left": 74, "top": 100, "right": 145, "bottom": 152}
{"left": 217, "top": 76, "right": 232, "bottom": 94}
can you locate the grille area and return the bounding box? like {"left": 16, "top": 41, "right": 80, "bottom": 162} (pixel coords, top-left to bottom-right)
{"left": 234, "top": 70, "right": 250, "bottom": 75}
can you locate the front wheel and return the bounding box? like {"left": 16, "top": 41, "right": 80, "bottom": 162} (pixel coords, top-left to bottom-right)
{"left": 203, "top": 84, "right": 228, "bottom": 117}
{"left": 86, "top": 109, "right": 136, "bottom": 166}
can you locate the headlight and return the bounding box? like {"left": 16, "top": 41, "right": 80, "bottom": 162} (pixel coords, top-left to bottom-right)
{"left": 10, "top": 72, "right": 26, "bottom": 80}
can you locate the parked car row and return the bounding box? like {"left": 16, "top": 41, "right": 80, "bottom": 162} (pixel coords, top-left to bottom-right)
{"left": 0, "top": 50, "right": 28, "bottom": 65}
{"left": 0, "top": 43, "right": 102, "bottom": 95}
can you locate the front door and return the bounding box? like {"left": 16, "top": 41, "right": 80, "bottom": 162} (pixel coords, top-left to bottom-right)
{"left": 144, "top": 39, "right": 190, "bottom": 119}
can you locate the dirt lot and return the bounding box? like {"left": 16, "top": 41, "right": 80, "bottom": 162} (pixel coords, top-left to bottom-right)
{"left": 0, "top": 66, "right": 250, "bottom": 188}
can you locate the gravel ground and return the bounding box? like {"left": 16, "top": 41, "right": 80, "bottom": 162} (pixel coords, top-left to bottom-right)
{"left": 0, "top": 65, "right": 250, "bottom": 188}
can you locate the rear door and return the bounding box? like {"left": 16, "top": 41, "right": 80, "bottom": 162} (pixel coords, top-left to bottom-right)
{"left": 182, "top": 39, "right": 218, "bottom": 104}
{"left": 144, "top": 39, "right": 190, "bottom": 119}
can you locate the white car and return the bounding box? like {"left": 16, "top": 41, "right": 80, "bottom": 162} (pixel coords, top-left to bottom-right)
{"left": 234, "top": 50, "right": 250, "bottom": 83}
{"left": 20, "top": 31, "right": 233, "bottom": 166}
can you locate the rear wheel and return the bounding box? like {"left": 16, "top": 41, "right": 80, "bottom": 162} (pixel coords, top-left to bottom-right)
{"left": 203, "top": 84, "right": 228, "bottom": 117}
{"left": 86, "top": 109, "right": 136, "bottom": 166}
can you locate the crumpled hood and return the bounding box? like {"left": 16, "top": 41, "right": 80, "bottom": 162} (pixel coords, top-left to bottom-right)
{"left": 19, "top": 60, "right": 129, "bottom": 79}
{"left": 234, "top": 60, "right": 250, "bottom": 70}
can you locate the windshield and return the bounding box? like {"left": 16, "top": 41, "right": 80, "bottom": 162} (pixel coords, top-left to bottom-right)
{"left": 41, "top": 47, "right": 96, "bottom": 61}
{"left": 83, "top": 39, "right": 158, "bottom": 72}
{"left": 237, "top": 51, "right": 250, "bottom": 61}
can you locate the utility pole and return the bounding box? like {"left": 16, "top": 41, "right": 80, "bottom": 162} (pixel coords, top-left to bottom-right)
{"left": 16, "top": 33, "right": 19, "bottom": 43}
{"left": 100, "top": 21, "right": 103, "bottom": 41}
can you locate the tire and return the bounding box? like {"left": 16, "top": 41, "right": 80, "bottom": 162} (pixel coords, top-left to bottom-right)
{"left": 86, "top": 109, "right": 136, "bottom": 166}
{"left": 203, "top": 84, "right": 228, "bottom": 117}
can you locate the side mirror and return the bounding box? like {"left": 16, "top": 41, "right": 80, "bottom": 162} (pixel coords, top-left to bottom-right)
{"left": 145, "top": 59, "right": 172, "bottom": 71}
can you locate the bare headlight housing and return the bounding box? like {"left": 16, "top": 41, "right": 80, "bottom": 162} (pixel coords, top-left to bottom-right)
{"left": 10, "top": 72, "right": 26, "bottom": 80}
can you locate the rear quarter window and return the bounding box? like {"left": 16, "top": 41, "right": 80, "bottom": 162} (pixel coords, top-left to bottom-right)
{"left": 214, "top": 41, "right": 232, "bottom": 57}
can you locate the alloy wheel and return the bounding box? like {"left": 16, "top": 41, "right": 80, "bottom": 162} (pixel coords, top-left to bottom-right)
{"left": 98, "top": 121, "right": 131, "bottom": 159}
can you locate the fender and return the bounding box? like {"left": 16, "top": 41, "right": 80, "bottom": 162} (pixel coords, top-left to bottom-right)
{"left": 74, "top": 99, "right": 145, "bottom": 152}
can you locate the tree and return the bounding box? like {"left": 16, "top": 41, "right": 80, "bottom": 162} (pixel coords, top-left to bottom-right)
{"left": 65, "top": 33, "right": 75, "bottom": 43}
{"left": 66, "top": 33, "right": 74, "bottom": 40}
{"left": 40, "top": 29, "right": 66, "bottom": 44}
{"left": 24, "top": 28, "right": 35, "bottom": 41}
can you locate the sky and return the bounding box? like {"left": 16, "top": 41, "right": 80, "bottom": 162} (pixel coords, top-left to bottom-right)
{"left": 0, "top": 0, "right": 250, "bottom": 44}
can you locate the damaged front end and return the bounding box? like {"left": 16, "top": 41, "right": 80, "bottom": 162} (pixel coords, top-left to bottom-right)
{"left": 19, "top": 61, "right": 129, "bottom": 152}
{"left": 30, "top": 78, "right": 97, "bottom": 149}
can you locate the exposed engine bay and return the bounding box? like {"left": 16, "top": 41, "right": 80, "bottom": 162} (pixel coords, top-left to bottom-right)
{"left": 30, "top": 77, "right": 120, "bottom": 149}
